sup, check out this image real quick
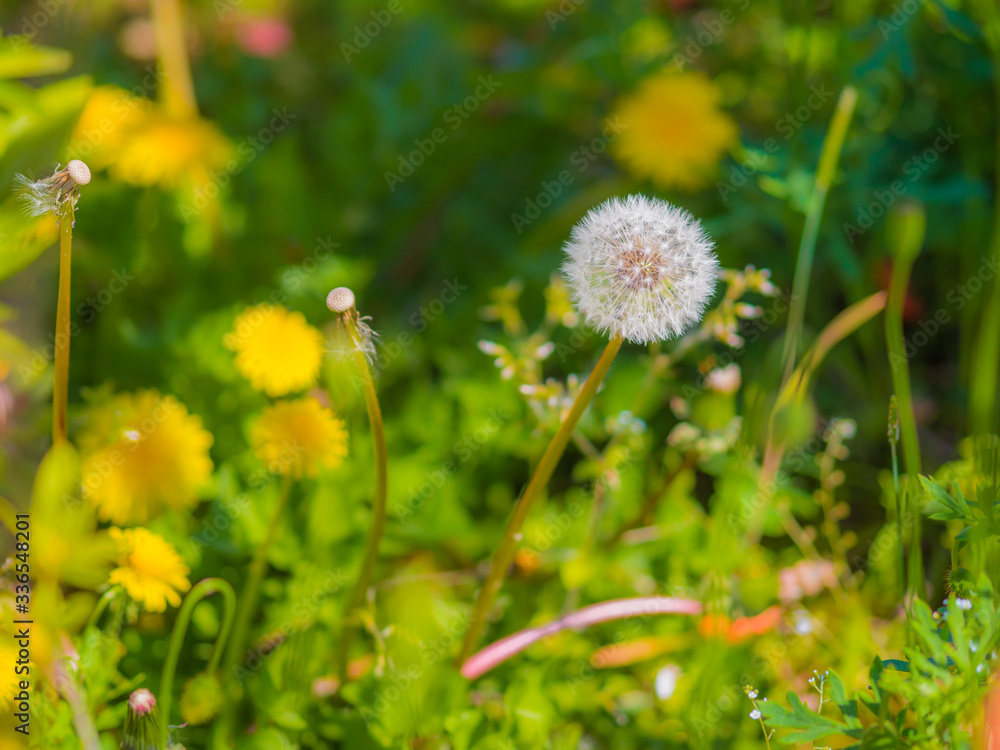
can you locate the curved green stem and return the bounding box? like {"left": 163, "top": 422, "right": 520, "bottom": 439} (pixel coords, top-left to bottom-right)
{"left": 84, "top": 589, "right": 119, "bottom": 631}
{"left": 53, "top": 200, "right": 74, "bottom": 444}
{"left": 160, "top": 578, "right": 237, "bottom": 745}
{"left": 459, "top": 335, "right": 622, "bottom": 662}
{"left": 223, "top": 474, "right": 293, "bottom": 678}
{"left": 337, "top": 325, "right": 388, "bottom": 681}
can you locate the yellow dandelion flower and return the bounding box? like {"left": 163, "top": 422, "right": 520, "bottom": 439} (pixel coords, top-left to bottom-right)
{"left": 250, "top": 398, "right": 348, "bottom": 479}
{"left": 107, "top": 113, "right": 233, "bottom": 190}
{"left": 611, "top": 72, "right": 737, "bottom": 190}
{"left": 80, "top": 391, "right": 214, "bottom": 525}
{"left": 108, "top": 527, "right": 191, "bottom": 612}
{"left": 68, "top": 85, "right": 154, "bottom": 166}
{"left": 225, "top": 304, "right": 325, "bottom": 397}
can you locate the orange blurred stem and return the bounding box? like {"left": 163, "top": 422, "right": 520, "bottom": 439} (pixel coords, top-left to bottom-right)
{"left": 459, "top": 335, "right": 622, "bottom": 662}
{"left": 53, "top": 201, "right": 74, "bottom": 444}
{"left": 151, "top": 0, "right": 198, "bottom": 117}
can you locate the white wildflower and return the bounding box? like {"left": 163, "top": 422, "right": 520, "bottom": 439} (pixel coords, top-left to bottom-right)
{"left": 749, "top": 709, "right": 762, "bottom": 720}
{"left": 654, "top": 664, "right": 680, "bottom": 700}
{"left": 956, "top": 598, "right": 972, "bottom": 611}
{"left": 562, "top": 195, "right": 718, "bottom": 344}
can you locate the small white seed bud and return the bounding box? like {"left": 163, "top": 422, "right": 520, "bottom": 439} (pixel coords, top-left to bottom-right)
{"left": 326, "top": 287, "right": 355, "bottom": 313}
{"left": 66, "top": 159, "right": 91, "bottom": 186}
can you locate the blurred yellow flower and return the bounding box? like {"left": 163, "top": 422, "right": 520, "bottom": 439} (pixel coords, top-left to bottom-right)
{"left": 69, "top": 85, "right": 154, "bottom": 165}
{"left": 611, "top": 72, "right": 737, "bottom": 190}
{"left": 68, "top": 85, "right": 233, "bottom": 191}
{"left": 0, "top": 643, "right": 21, "bottom": 711}
{"left": 80, "top": 391, "right": 214, "bottom": 525}
{"left": 109, "top": 527, "right": 191, "bottom": 612}
{"left": 109, "top": 113, "right": 233, "bottom": 189}
{"left": 226, "top": 304, "right": 325, "bottom": 397}
{"left": 250, "top": 398, "right": 348, "bottom": 478}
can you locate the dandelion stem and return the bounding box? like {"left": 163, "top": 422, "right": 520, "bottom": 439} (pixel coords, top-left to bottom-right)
{"left": 970, "top": 0, "right": 1000, "bottom": 435}
{"left": 337, "top": 327, "right": 388, "bottom": 681}
{"left": 52, "top": 200, "right": 74, "bottom": 444}
{"left": 223, "top": 474, "right": 293, "bottom": 678}
{"left": 780, "top": 86, "right": 857, "bottom": 386}
{"left": 884, "top": 216, "right": 924, "bottom": 601}
{"left": 160, "top": 578, "right": 236, "bottom": 746}
{"left": 459, "top": 334, "right": 623, "bottom": 663}
{"left": 151, "top": 0, "right": 198, "bottom": 117}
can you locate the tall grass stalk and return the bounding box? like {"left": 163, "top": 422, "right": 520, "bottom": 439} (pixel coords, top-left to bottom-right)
{"left": 780, "top": 86, "right": 858, "bottom": 385}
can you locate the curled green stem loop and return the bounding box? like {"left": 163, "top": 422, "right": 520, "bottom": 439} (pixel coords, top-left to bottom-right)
{"left": 160, "top": 577, "right": 237, "bottom": 745}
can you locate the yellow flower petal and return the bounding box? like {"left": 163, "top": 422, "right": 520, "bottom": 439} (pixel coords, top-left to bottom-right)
{"left": 250, "top": 398, "right": 348, "bottom": 479}
{"left": 226, "top": 304, "right": 325, "bottom": 397}
{"left": 611, "top": 72, "right": 737, "bottom": 190}
{"left": 80, "top": 391, "right": 214, "bottom": 525}
{"left": 108, "top": 527, "right": 190, "bottom": 613}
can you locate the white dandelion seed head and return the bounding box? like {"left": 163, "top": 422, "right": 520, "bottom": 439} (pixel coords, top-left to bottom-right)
{"left": 561, "top": 195, "right": 718, "bottom": 344}
{"left": 66, "top": 159, "right": 91, "bottom": 186}
{"left": 326, "top": 286, "right": 356, "bottom": 313}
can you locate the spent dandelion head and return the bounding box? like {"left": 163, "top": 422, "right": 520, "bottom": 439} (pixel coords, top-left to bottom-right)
{"left": 250, "top": 397, "right": 349, "bottom": 479}
{"left": 561, "top": 194, "right": 718, "bottom": 344}
{"left": 226, "top": 304, "right": 325, "bottom": 396}
{"left": 108, "top": 527, "right": 191, "bottom": 612}
{"left": 326, "top": 287, "right": 377, "bottom": 363}
{"left": 14, "top": 159, "right": 92, "bottom": 222}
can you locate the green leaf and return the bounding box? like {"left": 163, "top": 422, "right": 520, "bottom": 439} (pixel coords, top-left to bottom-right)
{"left": 759, "top": 691, "right": 854, "bottom": 744}
{"left": 0, "top": 38, "right": 72, "bottom": 78}
{"left": 919, "top": 476, "right": 971, "bottom": 521}
{"left": 827, "top": 671, "right": 862, "bottom": 728}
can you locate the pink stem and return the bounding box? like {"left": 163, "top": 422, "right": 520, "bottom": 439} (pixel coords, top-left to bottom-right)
{"left": 461, "top": 596, "right": 702, "bottom": 680}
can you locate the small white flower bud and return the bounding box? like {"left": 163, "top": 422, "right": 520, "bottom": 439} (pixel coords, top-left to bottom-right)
{"left": 326, "top": 287, "right": 356, "bottom": 313}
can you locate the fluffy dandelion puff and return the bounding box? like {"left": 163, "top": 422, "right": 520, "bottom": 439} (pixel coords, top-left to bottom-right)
{"left": 108, "top": 527, "right": 191, "bottom": 612}
{"left": 14, "top": 160, "right": 92, "bottom": 219}
{"left": 562, "top": 194, "right": 718, "bottom": 344}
